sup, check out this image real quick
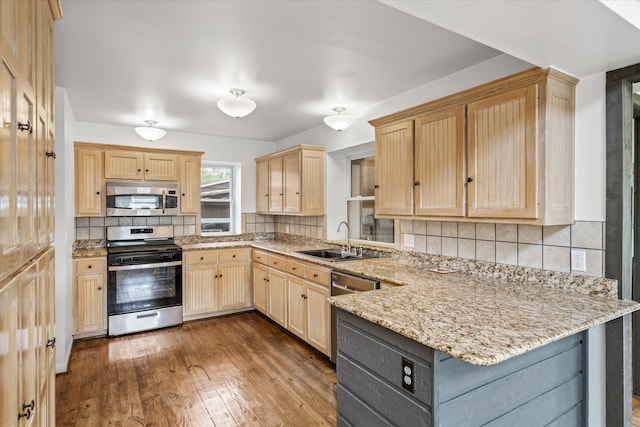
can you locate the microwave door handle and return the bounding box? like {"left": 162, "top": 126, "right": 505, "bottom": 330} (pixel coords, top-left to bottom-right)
{"left": 162, "top": 190, "right": 166, "bottom": 214}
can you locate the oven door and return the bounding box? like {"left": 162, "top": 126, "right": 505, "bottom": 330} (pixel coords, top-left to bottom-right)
{"left": 107, "top": 261, "right": 182, "bottom": 315}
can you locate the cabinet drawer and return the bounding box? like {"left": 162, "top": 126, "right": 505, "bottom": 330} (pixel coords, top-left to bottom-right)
{"left": 185, "top": 251, "right": 218, "bottom": 265}
{"left": 286, "top": 260, "right": 305, "bottom": 277}
{"left": 305, "top": 265, "right": 330, "bottom": 285}
{"left": 268, "top": 254, "right": 287, "bottom": 271}
{"left": 219, "top": 248, "right": 250, "bottom": 263}
{"left": 75, "top": 258, "right": 105, "bottom": 274}
{"left": 252, "top": 249, "right": 269, "bottom": 264}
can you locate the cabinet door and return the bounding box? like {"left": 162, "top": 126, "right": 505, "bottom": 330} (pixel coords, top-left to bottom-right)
{"left": 74, "top": 272, "right": 105, "bottom": 334}
{"left": 467, "top": 85, "right": 538, "bottom": 219}
{"left": 374, "top": 120, "right": 414, "bottom": 216}
{"left": 0, "top": 277, "right": 19, "bottom": 427}
{"left": 300, "top": 149, "right": 325, "bottom": 215}
{"left": 37, "top": 248, "right": 54, "bottom": 399}
{"left": 184, "top": 264, "right": 217, "bottom": 316}
{"left": 252, "top": 263, "right": 268, "bottom": 314}
{"left": 268, "top": 157, "right": 283, "bottom": 212}
{"left": 17, "top": 82, "right": 37, "bottom": 256}
{"left": 283, "top": 152, "right": 301, "bottom": 213}
{"left": 268, "top": 269, "right": 287, "bottom": 327}
{"left": 19, "top": 263, "right": 37, "bottom": 427}
{"left": 306, "top": 281, "right": 330, "bottom": 356}
{"left": 144, "top": 153, "right": 178, "bottom": 181}
{"left": 179, "top": 155, "right": 201, "bottom": 215}
{"left": 286, "top": 276, "right": 306, "bottom": 340}
{"left": 0, "top": 51, "right": 19, "bottom": 278}
{"left": 36, "top": 113, "right": 49, "bottom": 248}
{"left": 75, "top": 147, "right": 104, "bottom": 216}
{"left": 218, "top": 262, "right": 251, "bottom": 311}
{"left": 104, "top": 150, "right": 144, "bottom": 180}
{"left": 256, "top": 160, "right": 269, "bottom": 214}
{"left": 414, "top": 105, "right": 465, "bottom": 217}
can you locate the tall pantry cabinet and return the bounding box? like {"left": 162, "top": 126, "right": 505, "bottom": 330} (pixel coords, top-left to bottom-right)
{"left": 0, "top": 1, "right": 61, "bottom": 426}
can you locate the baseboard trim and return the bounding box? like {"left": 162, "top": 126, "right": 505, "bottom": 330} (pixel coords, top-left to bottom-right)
{"left": 55, "top": 336, "right": 74, "bottom": 374}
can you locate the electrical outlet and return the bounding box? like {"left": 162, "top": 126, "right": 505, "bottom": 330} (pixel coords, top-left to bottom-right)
{"left": 571, "top": 249, "right": 586, "bottom": 272}
{"left": 285, "top": 224, "right": 290, "bottom": 233}
{"left": 401, "top": 357, "right": 415, "bottom": 393}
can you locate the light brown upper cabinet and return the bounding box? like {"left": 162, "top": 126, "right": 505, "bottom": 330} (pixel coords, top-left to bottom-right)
{"left": 105, "top": 150, "right": 178, "bottom": 181}
{"left": 75, "top": 146, "right": 105, "bottom": 216}
{"left": 370, "top": 67, "right": 577, "bottom": 226}
{"left": 178, "top": 154, "right": 201, "bottom": 215}
{"left": 255, "top": 145, "right": 325, "bottom": 216}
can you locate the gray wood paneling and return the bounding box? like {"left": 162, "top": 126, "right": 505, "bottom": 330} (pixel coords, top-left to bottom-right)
{"left": 336, "top": 309, "right": 587, "bottom": 427}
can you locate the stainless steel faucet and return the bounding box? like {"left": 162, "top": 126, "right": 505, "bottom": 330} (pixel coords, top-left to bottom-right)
{"left": 337, "top": 221, "right": 351, "bottom": 254}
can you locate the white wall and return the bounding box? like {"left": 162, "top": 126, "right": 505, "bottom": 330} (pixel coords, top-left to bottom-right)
{"left": 575, "top": 72, "right": 607, "bottom": 221}
{"left": 54, "top": 88, "right": 77, "bottom": 372}
{"left": 73, "top": 122, "right": 276, "bottom": 213}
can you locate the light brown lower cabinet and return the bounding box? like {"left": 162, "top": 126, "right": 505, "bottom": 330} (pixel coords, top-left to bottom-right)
{"left": 73, "top": 257, "right": 107, "bottom": 336}
{"left": 286, "top": 275, "right": 330, "bottom": 356}
{"left": 184, "top": 248, "right": 251, "bottom": 318}
{"left": 0, "top": 247, "right": 56, "bottom": 426}
{"left": 252, "top": 249, "right": 331, "bottom": 357}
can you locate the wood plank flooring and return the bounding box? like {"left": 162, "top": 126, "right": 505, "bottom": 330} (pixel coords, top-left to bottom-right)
{"left": 56, "top": 312, "right": 337, "bottom": 426}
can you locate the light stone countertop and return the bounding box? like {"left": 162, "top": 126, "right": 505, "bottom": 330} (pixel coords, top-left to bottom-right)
{"left": 72, "top": 236, "right": 639, "bottom": 366}
{"left": 248, "top": 241, "right": 640, "bottom": 367}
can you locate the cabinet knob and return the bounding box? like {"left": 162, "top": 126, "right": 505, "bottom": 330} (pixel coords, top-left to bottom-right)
{"left": 200, "top": 256, "right": 204, "bottom": 261}
{"left": 265, "top": 194, "right": 269, "bottom": 197}
{"left": 182, "top": 193, "right": 186, "bottom": 196}
{"left": 279, "top": 193, "right": 283, "bottom": 196}
{"left": 296, "top": 192, "right": 300, "bottom": 195}
{"left": 301, "top": 294, "right": 305, "bottom": 299}
{"left": 374, "top": 185, "right": 379, "bottom": 189}
{"left": 46, "top": 338, "right": 56, "bottom": 348}
{"left": 313, "top": 273, "right": 318, "bottom": 278}
{"left": 96, "top": 191, "right": 100, "bottom": 195}
{"left": 232, "top": 254, "right": 236, "bottom": 258}
{"left": 219, "top": 274, "right": 223, "bottom": 278}
{"left": 138, "top": 169, "right": 142, "bottom": 172}
{"left": 214, "top": 275, "right": 218, "bottom": 279}
{"left": 414, "top": 181, "right": 420, "bottom": 186}
{"left": 467, "top": 177, "right": 474, "bottom": 183}
{"left": 97, "top": 286, "right": 102, "bottom": 291}
{"left": 146, "top": 169, "right": 149, "bottom": 172}
{"left": 292, "top": 267, "right": 296, "bottom": 271}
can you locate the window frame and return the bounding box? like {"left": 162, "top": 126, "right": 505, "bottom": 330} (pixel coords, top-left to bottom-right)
{"left": 200, "top": 161, "right": 241, "bottom": 236}
{"left": 346, "top": 152, "right": 395, "bottom": 247}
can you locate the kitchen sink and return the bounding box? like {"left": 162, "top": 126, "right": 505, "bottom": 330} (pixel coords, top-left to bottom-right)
{"left": 294, "top": 249, "right": 376, "bottom": 262}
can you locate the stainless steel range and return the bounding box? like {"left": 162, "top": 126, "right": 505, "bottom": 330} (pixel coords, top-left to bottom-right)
{"left": 106, "top": 225, "right": 183, "bottom": 336}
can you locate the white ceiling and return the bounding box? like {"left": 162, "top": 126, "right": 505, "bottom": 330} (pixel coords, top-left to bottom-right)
{"left": 55, "top": 0, "right": 640, "bottom": 143}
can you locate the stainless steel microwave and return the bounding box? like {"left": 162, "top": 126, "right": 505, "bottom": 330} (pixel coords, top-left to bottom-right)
{"left": 106, "top": 182, "right": 179, "bottom": 216}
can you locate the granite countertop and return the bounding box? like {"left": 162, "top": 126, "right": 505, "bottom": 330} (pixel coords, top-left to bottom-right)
{"left": 71, "top": 236, "right": 640, "bottom": 367}
{"left": 328, "top": 267, "right": 639, "bottom": 366}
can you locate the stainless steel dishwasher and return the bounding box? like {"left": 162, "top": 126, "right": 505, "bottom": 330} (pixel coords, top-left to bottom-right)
{"left": 330, "top": 270, "right": 380, "bottom": 363}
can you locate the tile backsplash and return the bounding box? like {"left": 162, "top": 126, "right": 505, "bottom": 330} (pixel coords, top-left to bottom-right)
{"left": 400, "top": 220, "right": 605, "bottom": 277}
{"left": 76, "top": 215, "right": 197, "bottom": 239}
{"left": 76, "top": 214, "right": 603, "bottom": 278}
{"left": 241, "top": 213, "right": 325, "bottom": 240}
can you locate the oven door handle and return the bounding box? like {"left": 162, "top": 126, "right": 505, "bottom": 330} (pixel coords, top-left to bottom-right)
{"left": 108, "top": 261, "right": 182, "bottom": 271}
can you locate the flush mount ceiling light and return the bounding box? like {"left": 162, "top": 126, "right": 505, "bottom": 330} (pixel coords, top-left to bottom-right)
{"left": 323, "top": 107, "right": 355, "bottom": 131}
{"left": 217, "top": 88, "right": 257, "bottom": 118}
{"left": 134, "top": 120, "right": 167, "bottom": 142}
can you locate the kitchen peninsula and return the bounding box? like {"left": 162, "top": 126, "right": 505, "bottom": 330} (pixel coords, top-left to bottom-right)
{"left": 328, "top": 259, "right": 639, "bottom": 426}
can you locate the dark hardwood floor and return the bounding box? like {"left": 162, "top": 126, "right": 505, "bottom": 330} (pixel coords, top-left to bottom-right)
{"left": 56, "top": 312, "right": 337, "bottom": 426}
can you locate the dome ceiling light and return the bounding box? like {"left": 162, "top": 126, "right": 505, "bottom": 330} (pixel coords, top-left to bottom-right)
{"left": 323, "top": 107, "right": 354, "bottom": 131}
{"left": 217, "top": 88, "right": 257, "bottom": 118}
{"left": 134, "top": 120, "right": 167, "bottom": 142}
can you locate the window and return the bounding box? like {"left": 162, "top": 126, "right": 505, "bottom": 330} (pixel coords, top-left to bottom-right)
{"left": 200, "top": 163, "right": 239, "bottom": 234}
{"left": 347, "top": 156, "right": 394, "bottom": 243}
